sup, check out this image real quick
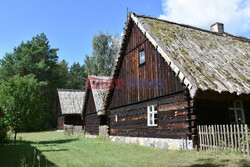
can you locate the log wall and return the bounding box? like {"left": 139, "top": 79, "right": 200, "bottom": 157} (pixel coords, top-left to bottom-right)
{"left": 84, "top": 89, "right": 100, "bottom": 135}
{"left": 55, "top": 96, "right": 64, "bottom": 130}
{"left": 108, "top": 22, "right": 191, "bottom": 139}
{"left": 109, "top": 92, "right": 191, "bottom": 139}
{"left": 57, "top": 115, "right": 64, "bottom": 130}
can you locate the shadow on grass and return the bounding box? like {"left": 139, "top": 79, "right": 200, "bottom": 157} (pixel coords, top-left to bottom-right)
{"left": 189, "top": 158, "right": 250, "bottom": 167}
{"left": 0, "top": 138, "right": 78, "bottom": 167}
{"left": 0, "top": 142, "right": 56, "bottom": 167}
{"left": 34, "top": 138, "right": 79, "bottom": 145}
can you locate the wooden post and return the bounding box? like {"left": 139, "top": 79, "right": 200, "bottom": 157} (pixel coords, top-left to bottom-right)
{"left": 198, "top": 126, "right": 202, "bottom": 150}
{"left": 223, "top": 125, "right": 226, "bottom": 149}
{"left": 245, "top": 124, "right": 249, "bottom": 155}
{"left": 237, "top": 124, "right": 241, "bottom": 152}
{"left": 241, "top": 124, "right": 245, "bottom": 154}
{"left": 209, "top": 125, "right": 212, "bottom": 149}
{"left": 234, "top": 124, "right": 237, "bottom": 151}
{"left": 226, "top": 125, "right": 230, "bottom": 150}
{"left": 230, "top": 124, "right": 234, "bottom": 151}
{"left": 214, "top": 125, "right": 217, "bottom": 150}
{"left": 217, "top": 125, "right": 221, "bottom": 150}
{"left": 212, "top": 125, "right": 215, "bottom": 150}
{"left": 202, "top": 126, "right": 205, "bottom": 149}
{"left": 206, "top": 125, "right": 209, "bottom": 150}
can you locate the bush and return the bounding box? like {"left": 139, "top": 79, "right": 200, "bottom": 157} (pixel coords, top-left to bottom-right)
{"left": 0, "top": 119, "right": 7, "bottom": 143}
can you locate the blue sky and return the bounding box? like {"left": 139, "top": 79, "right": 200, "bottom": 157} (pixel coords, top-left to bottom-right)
{"left": 0, "top": 0, "right": 162, "bottom": 65}
{"left": 0, "top": 0, "right": 249, "bottom": 66}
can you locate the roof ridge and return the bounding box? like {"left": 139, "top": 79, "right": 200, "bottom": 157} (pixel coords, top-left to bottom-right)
{"left": 133, "top": 13, "right": 250, "bottom": 43}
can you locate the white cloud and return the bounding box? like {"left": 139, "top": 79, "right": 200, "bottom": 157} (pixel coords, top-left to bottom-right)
{"left": 159, "top": 0, "right": 250, "bottom": 35}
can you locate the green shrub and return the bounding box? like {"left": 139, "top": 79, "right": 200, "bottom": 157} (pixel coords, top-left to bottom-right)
{"left": 0, "top": 119, "right": 7, "bottom": 143}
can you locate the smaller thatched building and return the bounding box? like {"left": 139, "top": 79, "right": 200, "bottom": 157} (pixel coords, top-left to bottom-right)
{"left": 55, "top": 89, "right": 85, "bottom": 131}
{"left": 82, "top": 76, "right": 110, "bottom": 136}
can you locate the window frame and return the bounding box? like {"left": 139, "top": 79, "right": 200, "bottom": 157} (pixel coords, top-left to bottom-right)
{"left": 228, "top": 100, "right": 245, "bottom": 124}
{"left": 139, "top": 49, "right": 146, "bottom": 66}
{"left": 147, "top": 105, "right": 158, "bottom": 126}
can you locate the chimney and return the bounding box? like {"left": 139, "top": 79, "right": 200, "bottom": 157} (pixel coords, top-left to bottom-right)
{"left": 210, "top": 22, "right": 224, "bottom": 33}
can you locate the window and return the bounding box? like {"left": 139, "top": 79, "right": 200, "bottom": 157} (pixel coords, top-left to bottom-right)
{"left": 147, "top": 105, "right": 157, "bottom": 126}
{"left": 139, "top": 50, "right": 145, "bottom": 65}
{"left": 115, "top": 114, "right": 118, "bottom": 122}
{"left": 228, "top": 100, "right": 245, "bottom": 124}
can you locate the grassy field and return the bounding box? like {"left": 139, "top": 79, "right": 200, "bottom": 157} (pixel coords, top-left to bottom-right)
{"left": 0, "top": 131, "right": 249, "bottom": 167}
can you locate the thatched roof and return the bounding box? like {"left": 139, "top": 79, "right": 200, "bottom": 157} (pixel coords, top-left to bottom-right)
{"left": 135, "top": 14, "right": 250, "bottom": 97}
{"left": 57, "top": 89, "right": 85, "bottom": 115}
{"left": 82, "top": 76, "right": 111, "bottom": 116}
{"left": 103, "top": 12, "right": 250, "bottom": 110}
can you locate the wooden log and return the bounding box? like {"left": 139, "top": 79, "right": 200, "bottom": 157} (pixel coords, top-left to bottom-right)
{"left": 190, "top": 115, "right": 197, "bottom": 120}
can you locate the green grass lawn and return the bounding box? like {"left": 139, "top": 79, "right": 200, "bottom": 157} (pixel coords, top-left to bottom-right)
{"left": 0, "top": 131, "right": 249, "bottom": 167}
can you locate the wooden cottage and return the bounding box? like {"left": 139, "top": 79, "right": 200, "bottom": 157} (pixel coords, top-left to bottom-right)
{"left": 55, "top": 89, "right": 85, "bottom": 131}
{"left": 102, "top": 12, "right": 250, "bottom": 150}
{"left": 82, "top": 76, "right": 110, "bottom": 136}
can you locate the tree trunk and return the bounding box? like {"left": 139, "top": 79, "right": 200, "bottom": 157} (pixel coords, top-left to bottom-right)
{"left": 14, "top": 131, "right": 17, "bottom": 144}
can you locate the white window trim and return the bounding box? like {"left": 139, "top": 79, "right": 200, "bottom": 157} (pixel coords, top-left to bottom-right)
{"left": 228, "top": 100, "right": 245, "bottom": 124}
{"left": 147, "top": 105, "right": 158, "bottom": 126}
{"left": 115, "top": 114, "right": 118, "bottom": 122}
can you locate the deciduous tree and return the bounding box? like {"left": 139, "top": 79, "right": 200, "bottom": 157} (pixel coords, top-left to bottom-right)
{"left": 0, "top": 75, "right": 46, "bottom": 142}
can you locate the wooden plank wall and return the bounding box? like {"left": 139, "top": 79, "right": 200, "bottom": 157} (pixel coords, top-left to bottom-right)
{"left": 57, "top": 115, "right": 64, "bottom": 130}
{"left": 108, "top": 22, "right": 191, "bottom": 139}
{"left": 84, "top": 90, "right": 100, "bottom": 135}
{"left": 109, "top": 92, "right": 191, "bottom": 139}
{"left": 55, "top": 95, "right": 64, "bottom": 130}
{"left": 109, "top": 22, "right": 185, "bottom": 109}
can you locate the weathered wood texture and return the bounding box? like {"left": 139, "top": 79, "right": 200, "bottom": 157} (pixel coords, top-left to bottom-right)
{"left": 108, "top": 23, "right": 192, "bottom": 139}
{"left": 84, "top": 89, "right": 100, "bottom": 135}
{"left": 109, "top": 22, "right": 185, "bottom": 109}
{"left": 195, "top": 99, "right": 250, "bottom": 126}
{"left": 109, "top": 92, "right": 191, "bottom": 139}
{"left": 198, "top": 124, "right": 249, "bottom": 155}
{"left": 55, "top": 96, "right": 64, "bottom": 130}
{"left": 57, "top": 115, "right": 64, "bottom": 130}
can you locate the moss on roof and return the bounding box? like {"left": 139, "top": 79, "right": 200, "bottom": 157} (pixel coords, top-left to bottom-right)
{"left": 138, "top": 15, "right": 250, "bottom": 94}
